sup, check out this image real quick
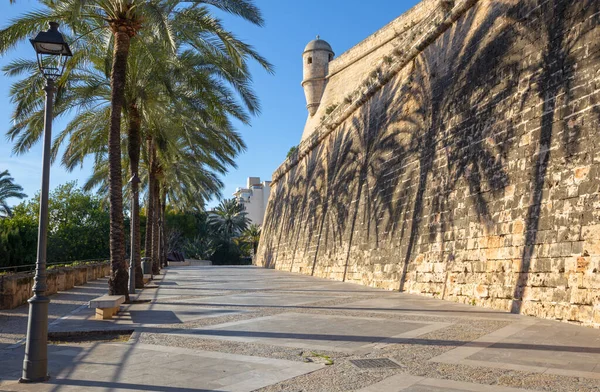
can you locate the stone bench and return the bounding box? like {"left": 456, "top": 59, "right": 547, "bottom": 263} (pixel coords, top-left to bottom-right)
{"left": 89, "top": 295, "right": 125, "bottom": 320}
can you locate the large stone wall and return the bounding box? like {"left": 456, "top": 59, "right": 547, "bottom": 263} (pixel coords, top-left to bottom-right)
{"left": 257, "top": 0, "right": 600, "bottom": 327}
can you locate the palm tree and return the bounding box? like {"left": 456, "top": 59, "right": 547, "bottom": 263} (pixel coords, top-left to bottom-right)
{"left": 3, "top": 2, "right": 147, "bottom": 299}
{"left": 0, "top": 170, "right": 27, "bottom": 218}
{"left": 3, "top": 0, "right": 270, "bottom": 297}
{"left": 209, "top": 199, "right": 250, "bottom": 240}
{"left": 240, "top": 224, "right": 261, "bottom": 256}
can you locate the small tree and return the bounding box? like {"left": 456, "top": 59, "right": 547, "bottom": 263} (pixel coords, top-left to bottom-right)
{"left": 207, "top": 199, "right": 250, "bottom": 264}
{"left": 240, "top": 224, "right": 261, "bottom": 256}
{"left": 209, "top": 199, "right": 250, "bottom": 240}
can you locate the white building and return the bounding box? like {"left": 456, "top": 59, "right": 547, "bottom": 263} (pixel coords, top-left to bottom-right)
{"left": 233, "top": 177, "right": 271, "bottom": 226}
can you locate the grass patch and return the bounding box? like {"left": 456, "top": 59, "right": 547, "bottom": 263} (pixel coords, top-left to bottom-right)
{"left": 300, "top": 351, "right": 334, "bottom": 365}
{"left": 48, "top": 329, "right": 134, "bottom": 344}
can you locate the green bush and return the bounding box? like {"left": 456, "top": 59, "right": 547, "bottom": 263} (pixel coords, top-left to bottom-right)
{"left": 165, "top": 199, "right": 258, "bottom": 265}
{"left": 0, "top": 216, "right": 37, "bottom": 267}
{"left": 210, "top": 241, "right": 242, "bottom": 265}
{"left": 0, "top": 182, "right": 110, "bottom": 268}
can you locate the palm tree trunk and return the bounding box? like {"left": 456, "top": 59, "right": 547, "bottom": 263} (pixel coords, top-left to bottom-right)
{"left": 156, "top": 194, "right": 162, "bottom": 270}
{"left": 145, "top": 137, "right": 158, "bottom": 274}
{"left": 128, "top": 104, "right": 144, "bottom": 288}
{"left": 160, "top": 188, "right": 168, "bottom": 267}
{"left": 143, "top": 185, "right": 153, "bottom": 271}
{"left": 107, "top": 28, "right": 131, "bottom": 301}
{"left": 151, "top": 170, "right": 160, "bottom": 274}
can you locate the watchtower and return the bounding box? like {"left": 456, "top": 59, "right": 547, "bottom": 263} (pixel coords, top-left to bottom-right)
{"left": 302, "top": 36, "right": 334, "bottom": 116}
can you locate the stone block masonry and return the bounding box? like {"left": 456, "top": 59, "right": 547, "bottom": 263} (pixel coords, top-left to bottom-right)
{"left": 0, "top": 262, "right": 110, "bottom": 309}
{"left": 257, "top": 0, "right": 600, "bottom": 328}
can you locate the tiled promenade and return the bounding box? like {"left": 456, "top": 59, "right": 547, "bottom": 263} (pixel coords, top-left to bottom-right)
{"left": 1, "top": 265, "right": 599, "bottom": 391}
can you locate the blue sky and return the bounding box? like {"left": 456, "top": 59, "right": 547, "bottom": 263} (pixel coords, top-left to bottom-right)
{"left": 0, "top": 0, "right": 419, "bottom": 209}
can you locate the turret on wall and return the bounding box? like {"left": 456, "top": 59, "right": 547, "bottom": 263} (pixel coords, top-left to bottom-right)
{"left": 302, "top": 36, "right": 334, "bottom": 116}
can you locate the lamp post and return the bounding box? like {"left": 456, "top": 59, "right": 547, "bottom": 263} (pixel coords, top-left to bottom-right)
{"left": 128, "top": 173, "right": 141, "bottom": 294}
{"left": 20, "top": 22, "right": 72, "bottom": 384}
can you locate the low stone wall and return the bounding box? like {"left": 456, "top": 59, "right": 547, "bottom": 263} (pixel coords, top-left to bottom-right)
{"left": 169, "top": 260, "right": 191, "bottom": 266}
{"left": 0, "top": 262, "right": 110, "bottom": 310}
{"left": 188, "top": 260, "right": 212, "bottom": 266}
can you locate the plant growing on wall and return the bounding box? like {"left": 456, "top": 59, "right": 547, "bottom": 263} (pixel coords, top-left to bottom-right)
{"left": 287, "top": 146, "right": 298, "bottom": 158}
{"left": 325, "top": 103, "right": 338, "bottom": 115}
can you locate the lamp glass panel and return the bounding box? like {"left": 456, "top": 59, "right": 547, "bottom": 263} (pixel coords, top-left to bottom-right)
{"left": 37, "top": 52, "right": 66, "bottom": 80}
{"left": 34, "top": 42, "right": 65, "bottom": 55}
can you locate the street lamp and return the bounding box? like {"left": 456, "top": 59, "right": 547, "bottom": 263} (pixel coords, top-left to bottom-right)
{"left": 30, "top": 22, "right": 73, "bottom": 81}
{"left": 20, "top": 22, "right": 72, "bottom": 384}
{"left": 128, "top": 173, "right": 141, "bottom": 294}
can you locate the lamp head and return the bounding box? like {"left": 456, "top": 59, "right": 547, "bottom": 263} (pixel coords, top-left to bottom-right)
{"left": 128, "top": 173, "right": 141, "bottom": 185}
{"left": 30, "top": 22, "right": 73, "bottom": 80}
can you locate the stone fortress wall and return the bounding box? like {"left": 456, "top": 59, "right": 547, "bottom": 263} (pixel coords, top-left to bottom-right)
{"left": 301, "top": 0, "right": 439, "bottom": 142}
{"left": 257, "top": 0, "right": 600, "bottom": 327}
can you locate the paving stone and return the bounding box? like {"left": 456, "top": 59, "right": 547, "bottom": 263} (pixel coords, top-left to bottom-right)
{"left": 171, "top": 312, "right": 450, "bottom": 353}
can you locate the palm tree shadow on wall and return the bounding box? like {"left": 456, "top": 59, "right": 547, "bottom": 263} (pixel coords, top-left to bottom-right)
{"left": 261, "top": 171, "right": 290, "bottom": 269}
{"left": 289, "top": 145, "right": 324, "bottom": 272}
{"left": 310, "top": 128, "right": 357, "bottom": 276}
{"left": 263, "top": 162, "right": 305, "bottom": 269}
{"left": 509, "top": 0, "right": 599, "bottom": 313}
{"left": 262, "top": 0, "right": 600, "bottom": 292}
{"left": 340, "top": 78, "right": 408, "bottom": 281}
{"left": 277, "top": 164, "right": 303, "bottom": 265}
{"left": 266, "top": 146, "right": 331, "bottom": 271}
{"left": 395, "top": 3, "right": 520, "bottom": 292}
